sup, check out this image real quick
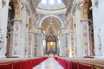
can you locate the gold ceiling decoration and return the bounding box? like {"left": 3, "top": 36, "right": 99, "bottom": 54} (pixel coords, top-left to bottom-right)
{"left": 36, "top": 8, "right": 67, "bottom": 14}
{"left": 41, "top": 17, "right": 61, "bottom": 36}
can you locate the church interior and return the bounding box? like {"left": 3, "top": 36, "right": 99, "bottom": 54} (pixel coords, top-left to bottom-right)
{"left": 0, "top": 0, "right": 104, "bottom": 69}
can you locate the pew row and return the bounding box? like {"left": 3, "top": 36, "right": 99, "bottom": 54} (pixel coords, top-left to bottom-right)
{"left": 0, "top": 57, "right": 48, "bottom": 69}
{"left": 54, "top": 57, "right": 104, "bottom": 69}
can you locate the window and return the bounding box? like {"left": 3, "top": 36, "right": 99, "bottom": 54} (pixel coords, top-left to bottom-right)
{"left": 41, "top": 0, "right": 47, "bottom": 4}
{"left": 57, "top": 0, "right": 62, "bottom": 3}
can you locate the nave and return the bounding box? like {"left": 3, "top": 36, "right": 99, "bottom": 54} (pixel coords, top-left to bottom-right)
{"left": 33, "top": 57, "right": 63, "bottom": 69}
{"left": 0, "top": 0, "right": 104, "bottom": 69}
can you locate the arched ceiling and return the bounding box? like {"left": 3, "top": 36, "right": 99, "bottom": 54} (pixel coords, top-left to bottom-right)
{"left": 42, "top": 17, "right": 61, "bottom": 36}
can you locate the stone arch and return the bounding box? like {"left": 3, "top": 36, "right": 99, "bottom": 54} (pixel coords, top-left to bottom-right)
{"left": 39, "top": 15, "right": 64, "bottom": 28}
{"left": 45, "top": 25, "right": 58, "bottom": 36}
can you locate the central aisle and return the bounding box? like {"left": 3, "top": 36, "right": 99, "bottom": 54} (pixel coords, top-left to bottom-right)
{"left": 33, "top": 57, "right": 64, "bottom": 69}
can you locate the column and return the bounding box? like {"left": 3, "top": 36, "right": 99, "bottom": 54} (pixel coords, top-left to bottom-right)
{"left": 81, "top": 20, "right": 90, "bottom": 56}
{"left": 69, "top": 32, "right": 74, "bottom": 57}
{"left": 24, "top": 21, "right": 29, "bottom": 58}
{"left": 89, "top": 29, "right": 95, "bottom": 56}
{"left": 35, "top": 33, "right": 43, "bottom": 56}
{"left": 12, "top": 20, "right": 21, "bottom": 57}
{"left": 0, "top": 0, "right": 9, "bottom": 57}
{"left": 0, "top": 0, "right": 2, "bottom": 24}
{"left": 57, "top": 40, "right": 60, "bottom": 56}
{"left": 28, "top": 33, "right": 32, "bottom": 57}
{"left": 28, "top": 33, "right": 35, "bottom": 57}
{"left": 9, "top": 32, "right": 13, "bottom": 57}
{"left": 46, "top": 40, "right": 48, "bottom": 54}
{"left": 55, "top": 40, "right": 57, "bottom": 54}
{"left": 20, "top": 2, "right": 27, "bottom": 57}
{"left": 59, "top": 33, "right": 67, "bottom": 56}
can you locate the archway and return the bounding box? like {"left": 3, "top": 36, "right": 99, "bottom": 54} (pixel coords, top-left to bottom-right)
{"left": 39, "top": 15, "right": 64, "bottom": 28}
{"left": 41, "top": 16, "right": 62, "bottom": 56}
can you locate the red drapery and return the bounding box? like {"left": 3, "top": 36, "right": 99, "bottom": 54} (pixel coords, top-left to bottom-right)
{"left": 0, "top": 64, "right": 12, "bottom": 69}
{"left": 0, "top": 57, "right": 48, "bottom": 69}
{"left": 54, "top": 57, "right": 99, "bottom": 69}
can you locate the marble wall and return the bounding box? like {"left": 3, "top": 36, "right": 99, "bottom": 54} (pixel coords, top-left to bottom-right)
{"left": 34, "top": 32, "right": 44, "bottom": 57}
{"left": 92, "top": 0, "right": 104, "bottom": 56}
{"left": 59, "top": 33, "right": 67, "bottom": 56}
{"left": 0, "top": 0, "right": 36, "bottom": 58}
{"left": 0, "top": 0, "right": 9, "bottom": 57}
{"left": 67, "top": 0, "right": 104, "bottom": 58}
{"left": 74, "top": 9, "right": 85, "bottom": 57}
{"left": 68, "top": 0, "right": 91, "bottom": 57}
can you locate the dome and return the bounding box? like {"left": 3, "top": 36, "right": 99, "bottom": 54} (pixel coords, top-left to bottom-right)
{"left": 36, "top": 0, "right": 67, "bottom": 14}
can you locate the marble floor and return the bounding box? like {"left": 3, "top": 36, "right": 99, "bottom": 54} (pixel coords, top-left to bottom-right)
{"left": 33, "top": 57, "right": 64, "bottom": 69}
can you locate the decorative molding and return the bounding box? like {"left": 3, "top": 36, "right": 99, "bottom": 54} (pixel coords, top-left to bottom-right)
{"left": 80, "top": 19, "right": 90, "bottom": 23}
{"left": 36, "top": 8, "right": 67, "bottom": 14}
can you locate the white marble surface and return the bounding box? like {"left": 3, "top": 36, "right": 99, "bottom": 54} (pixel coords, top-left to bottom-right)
{"left": 92, "top": 0, "right": 104, "bottom": 56}
{"left": 33, "top": 57, "right": 64, "bottom": 69}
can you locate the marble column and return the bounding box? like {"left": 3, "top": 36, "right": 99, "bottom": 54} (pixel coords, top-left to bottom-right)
{"left": 0, "top": 0, "right": 2, "bottom": 24}
{"left": 24, "top": 22, "right": 29, "bottom": 58}
{"left": 81, "top": 20, "right": 90, "bottom": 56}
{"left": 35, "top": 33, "right": 44, "bottom": 57}
{"left": 57, "top": 40, "right": 60, "bottom": 56}
{"left": 20, "top": 3, "right": 28, "bottom": 57}
{"left": 9, "top": 32, "right": 13, "bottom": 57}
{"left": 28, "top": 33, "right": 35, "bottom": 57}
{"left": 89, "top": 29, "right": 95, "bottom": 56}
{"left": 0, "top": 0, "right": 9, "bottom": 57}
{"left": 12, "top": 20, "right": 21, "bottom": 57}
{"left": 28, "top": 33, "right": 32, "bottom": 57}
{"left": 42, "top": 39, "right": 46, "bottom": 56}
{"left": 59, "top": 33, "right": 67, "bottom": 56}
{"left": 69, "top": 32, "right": 74, "bottom": 57}
{"left": 36, "top": 33, "right": 40, "bottom": 56}
{"left": 46, "top": 40, "right": 48, "bottom": 54}
{"left": 55, "top": 40, "right": 57, "bottom": 54}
